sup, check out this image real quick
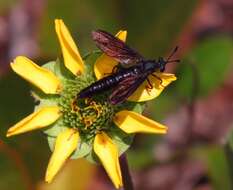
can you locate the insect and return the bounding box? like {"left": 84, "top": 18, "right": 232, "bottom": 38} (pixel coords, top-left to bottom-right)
{"left": 78, "top": 30, "right": 179, "bottom": 105}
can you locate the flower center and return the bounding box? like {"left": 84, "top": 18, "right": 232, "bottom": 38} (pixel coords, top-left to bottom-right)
{"left": 59, "top": 77, "right": 115, "bottom": 140}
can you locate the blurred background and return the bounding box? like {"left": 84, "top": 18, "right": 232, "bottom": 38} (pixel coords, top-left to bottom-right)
{"left": 0, "top": 0, "right": 233, "bottom": 189}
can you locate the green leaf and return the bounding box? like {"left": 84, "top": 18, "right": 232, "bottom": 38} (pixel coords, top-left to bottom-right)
{"left": 127, "top": 148, "right": 154, "bottom": 169}
{"left": 121, "top": 0, "right": 198, "bottom": 56}
{"left": 127, "top": 134, "right": 164, "bottom": 169}
{"left": 193, "top": 146, "right": 232, "bottom": 190}
{"left": 39, "top": 0, "right": 120, "bottom": 55}
{"left": 0, "top": 152, "right": 27, "bottom": 190}
{"left": 0, "top": 72, "right": 34, "bottom": 138}
{"left": 206, "top": 147, "right": 232, "bottom": 190}
{"left": 0, "top": 72, "right": 51, "bottom": 183}
{"left": 228, "top": 128, "right": 233, "bottom": 152}
{"left": 175, "top": 36, "right": 233, "bottom": 100}
{"left": 39, "top": 0, "right": 198, "bottom": 57}
{"left": 0, "top": 0, "right": 16, "bottom": 12}
{"left": 148, "top": 87, "right": 179, "bottom": 121}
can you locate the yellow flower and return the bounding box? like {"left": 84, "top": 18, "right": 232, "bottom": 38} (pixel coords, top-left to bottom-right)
{"left": 6, "top": 19, "right": 176, "bottom": 189}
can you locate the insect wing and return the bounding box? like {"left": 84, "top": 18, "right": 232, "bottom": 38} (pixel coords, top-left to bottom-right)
{"left": 109, "top": 74, "right": 147, "bottom": 105}
{"left": 92, "top": 30, "right": 144, "bottom": 65}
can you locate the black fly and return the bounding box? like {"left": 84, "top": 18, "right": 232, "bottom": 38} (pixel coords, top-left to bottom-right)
{"left": 78, "top": 30, "right": 179, "bottom": 105}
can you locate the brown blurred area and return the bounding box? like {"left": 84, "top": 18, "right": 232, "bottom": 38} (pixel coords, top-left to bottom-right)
{"left": 0, "top": 0, "right": 45, "bottom": 74}
{"left": 137, "top": 1, "right": 233, "bottom": 190}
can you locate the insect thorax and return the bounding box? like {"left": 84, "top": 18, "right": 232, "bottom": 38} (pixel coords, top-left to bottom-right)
{"left": 142, "top": 60, "right": 160, "bottom": 73}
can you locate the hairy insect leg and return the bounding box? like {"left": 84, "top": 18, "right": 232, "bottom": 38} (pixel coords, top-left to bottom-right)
{"left": 146, "top": 78, "right": 153, "bottom": 89}
{"left": 145, "top": 78, "right": 153, "bottom": 95}
{"left": 112, "top": 65, "right": 121, "bottom": 73}
{"left": 151, "top": 74, "right": 165, "bottom": 88}
{"left": 104, "top": 64, "right": 121, "bottom": 76}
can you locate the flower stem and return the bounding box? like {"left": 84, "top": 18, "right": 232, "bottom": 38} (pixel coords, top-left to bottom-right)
{"left": 224, "top": 143, "right": 233, "bottom": 189}
{"left": 120, "top": 153, "right": 134, "bottom": 190}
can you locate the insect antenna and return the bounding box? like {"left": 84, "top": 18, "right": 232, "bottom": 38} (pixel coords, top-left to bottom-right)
{"left": 166, "top": 59, "right": 180, "bottom": 63}
{"left": 165, "top": 46, "right": 180, "bottom": 63}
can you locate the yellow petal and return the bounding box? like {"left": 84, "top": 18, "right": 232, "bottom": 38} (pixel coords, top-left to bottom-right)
{"left": 114, "top": 110, "right": 167, "bottom": 134}
{"left": 128, "top": 72, "right": 177, "bottom": 102}
{"left": 94, "top": 30, "right": 127, "bottom": 79}
{"left": 94, "top": 132, "right": 122, "bottom": 189}
{"left": 7, "top": 106, "right": 61, "bottom": 137}
{"left": 11, "top": 56, "right": 61, "bottom": 94}
{"left": 45, "top": 128, "right": 79, "bottom": 183}
{"left": 55, "top": 19, "right": 84, "bottom": 76}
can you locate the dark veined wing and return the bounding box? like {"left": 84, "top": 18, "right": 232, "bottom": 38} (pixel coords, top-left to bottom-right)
{"left": 92, "top": 29, "right": 144, "bottom": 65}
{"left": 109, "top": 74, "right": 147, "bottom": 105}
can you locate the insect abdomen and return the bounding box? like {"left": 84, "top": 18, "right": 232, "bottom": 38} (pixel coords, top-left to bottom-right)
{"left": 78, "top": 67, "right": 138, "bottom": 99}
{"left": 78, "top": 75, "right": 118, "bottom": 98}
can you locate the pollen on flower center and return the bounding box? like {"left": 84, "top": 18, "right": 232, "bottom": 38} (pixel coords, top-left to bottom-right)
{"left": 59, "top": 77, "right": 115, "bottom": 140}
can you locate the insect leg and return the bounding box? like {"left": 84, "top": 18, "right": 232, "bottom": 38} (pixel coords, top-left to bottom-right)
{"left": 112, "top": 65, "right": 121, "bottom": 73}
{"left": 104, "top": 65, "right": 120, "bottom": 76}
{"left": 151, "top": 74, "right": 165, "bottom": 87}
{"left": 145, "top": 78, "right": 153, "bottom": 94}
{"left": 146, "top": 78, "right": 153, "bottom": 89}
